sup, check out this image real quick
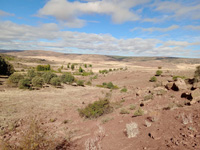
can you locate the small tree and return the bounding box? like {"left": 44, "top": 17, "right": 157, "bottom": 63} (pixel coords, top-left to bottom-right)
{"left": 0, "top": 56, "right": 15, "bottom": 76}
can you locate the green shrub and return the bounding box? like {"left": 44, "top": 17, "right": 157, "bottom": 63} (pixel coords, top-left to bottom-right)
{"left": 84, "top": 64, "right": 87, "bottom": 68}
{"left": 129, "top": 104, "right": 136, "bottom": 110}
{"left": 8, "top": 73, "right": 24, "bottom": 85}
{"left": 60, "top": 73, "right": 75, "bottom": 84}
{"left": 144, "top": 94, "right": 153, "bottom": 101}
{"left": 32, "top": 77, "right": 44, "bottom": 87}
{"left": 50, "top": 77, "right": 61, "bottom": 86}
{"left": 133, "top": 107, "right": 144, "bottom": 117}
{"left": 99, "top": 69, "right": 109, "bottom": 74}
{"left": 121, "top": 87, "right": 127, "bottom": 92}
{"left": 82, "top": 71, "right": 94, "bottom": 76}
{"left": 107, "top": 82, "right": 118, "bottom": 89}
{"left": 27, "top": 69, "right": 36, "bottom": 79}
{"left": 109, "top": 68, "right": 112, "bottom": 71}
{"left": 71, "top": 64, "right": 75, "bottom": 70}
{"left": 42, "top": 72, "right": 57, "bottom": 84}
{"left": 78, "top": 99, "right": 113, "bottom": 119}
{"left": 77, "top": 80, "right": 84, "bottom": 86}
{"left": 149, "top": 76, "right": 157, "bottom": 82}
{"left": 86, "top": 81, "right": 92, "bottom": 86}
{"left": 0, "top": 56, "right": 15, "bottom": 76}
{"left": 194, "top": 65, "right": 200, "bottom": 82}
{"left": 120, "top": 108, "right": 130, "bottom": 114}
{"left": 172, "top": 76, "right": 186, "bottom": 81}
{"left": 89, "top": 64, "right": 92, "bottom": 67}
{"left": 36, "top": 64, "right": 51, "bottom": 71}
{"left": 155, "top": 70, "right": 162, "bottom": 76}
{"left": 79, "top": 67, "right": 84, "bottom": 73}
{"left": 18, "top": 78, "right": 31, "bottom": 89}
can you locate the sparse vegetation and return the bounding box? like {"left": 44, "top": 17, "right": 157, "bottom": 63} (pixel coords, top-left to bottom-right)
{"left": 173, "top": 75, "right": 186, "bottom": 81}
{"left": 149, "top": 76, "right": 157, "bottom": 82}
{"left": 8, "top": 73, "right": 24, "bottom": 86}
{"left": 36, "top": 64, "right": 51, "bottom": 71}
{"left": 18, "top": 78, "right": 31, "bottom": 89}
{"left": 133, "top": 107, "right": 144, "bottom": 117}
{"left": 120, "top": 108, "right": 130, "bottom": 114}
{"left": 78, "top": 98, "right": 113, "bottom": 119}
{"left": 32, "top": 76, "right": 44, "bottom": 87}
{"left": 0, "top": 56, "right": 15, "bottom": 76}
{"left": 50, "top": 77, "right": 61, "bottom": 86}
{"left": 155, "top": 70, "right": 162, "bottom": 76}
{"left": 121, "top": 87, "right": 127, "bottom": 92}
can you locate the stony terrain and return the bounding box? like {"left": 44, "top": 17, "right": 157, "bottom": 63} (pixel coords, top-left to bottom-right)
{"left": 0, "top": 50, "right": 200, "bottom": 150}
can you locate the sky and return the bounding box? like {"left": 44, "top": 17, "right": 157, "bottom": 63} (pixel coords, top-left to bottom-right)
{"left": 0, "top": 0, "right": 200, "bottom": 58}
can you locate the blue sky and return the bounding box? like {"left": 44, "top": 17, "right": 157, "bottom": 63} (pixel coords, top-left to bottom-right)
{"left": 0, "top": 0, "right": 200, "bottom": 58}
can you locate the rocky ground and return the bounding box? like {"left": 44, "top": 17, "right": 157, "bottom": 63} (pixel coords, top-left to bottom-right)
{"left": 0, "top": 50, "right": 200, "bottom": 150}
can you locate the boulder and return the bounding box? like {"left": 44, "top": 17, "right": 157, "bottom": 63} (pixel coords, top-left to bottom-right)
{"left": 172, "top": 78, "right": 187, "bottom": 91}
{"left": 126, "top": 122, "right": 139, "bottom": 138}
{"left": 191, "top": 89, "right": 200, "bottom": 101}
{"left": 153, "top": 87, "right": 167, "bottom": 95}
{"left": 165, "top": 82, "right": 174, "bottom": 90}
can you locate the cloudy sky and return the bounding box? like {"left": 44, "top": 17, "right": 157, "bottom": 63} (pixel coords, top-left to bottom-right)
{"left": 0, "top": 0, "right": 200, "bottom": 57}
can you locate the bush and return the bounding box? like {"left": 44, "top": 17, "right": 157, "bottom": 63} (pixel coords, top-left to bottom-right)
{"left": 50, "top": 77, "right": 61, "bottom": 86}
{"left": 42, "top": 72, "right": 57, "bottom": 84}
{"left": 0, "top": 56, "right": 15, "bottom": 76}
{"left": 8, "top": 73, "right": 24, "bottom": 85}
{"left": 27, "top": 69, "right": 36, "bottom": 79}
{"left": 133, "top": 107, "right": 144, "bottom": 117}
{"left": 107, "top": 82, "right": 118, "bottom": 89}
{"left": 86, "top": 81, "right": 92, "bottom": 86}
{"left": 149, "top": 76, "right": 157, "bottom": 82}
{"left": 77, "top": 80, "right": 84, "bottom": 86}
{"left": 60, "top": 73, "right": 75, "bottom": 84}
{"left": 32, "top": 77, "right": 44, "bottom": 87}
{"left": 172, "top": 76, "right": 186, "bottom": 81}
{"left": 121, "top": 87, "right": 127, "bottom": 92}
{"left": 78, "top": 99, "right": 113, "bottom": 118}
{"left": 36, "top": 64, "right": 51, "bottom": 71}
{"left": 18, "top": 78, "right": 31, "bottom": 89}
{"left": 129, "top": 104, "right": 136, "bottom": 110}
{"left": 84, "top": 64, "right": 87, "bottom": 68}
{"left": 120, "top": 108, "right": 130, "bottom": 114}
{"left": 155, "top": 70, "right": 162, "bottom": 76}
{"left": 71, "top": 64, "right": 75, "bottom": 70}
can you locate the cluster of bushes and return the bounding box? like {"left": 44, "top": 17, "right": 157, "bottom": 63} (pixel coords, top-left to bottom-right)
{"left": 96, "top": 82, "right": 119, "bottom": 89}
{"left": 36, "top": 64, "right": 51, "bottom": 71}
{"left": 149, "top": 70, "right": 163, "bottom": 82}
{"left": 73, "top": 70, "right": 94, "bottom": 76}
{"left": 99, "top": 67, "right": 127, "bottom": 74}
{"left": 78, "top": 98, "right": 113, "bottom": 119}
{"left": 0, "top": 56, "right": 15, "bottom": 76}
{"left": 8, "top": 69, "right": 81, "bottom": 89}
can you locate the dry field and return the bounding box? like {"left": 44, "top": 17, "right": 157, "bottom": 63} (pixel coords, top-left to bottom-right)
{"left": 0, "top": 50, "right": 200, "bottom": 150}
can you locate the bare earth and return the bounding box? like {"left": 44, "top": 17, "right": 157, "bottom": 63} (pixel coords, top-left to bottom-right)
{"left": 0, "top": 50, "right": 200, "bottom": 150}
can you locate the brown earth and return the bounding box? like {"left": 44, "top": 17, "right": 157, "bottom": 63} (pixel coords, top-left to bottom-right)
{"left": 0, "top": 50, "right": 200, "bottom": 150}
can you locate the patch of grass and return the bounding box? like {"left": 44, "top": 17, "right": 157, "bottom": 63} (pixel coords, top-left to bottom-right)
{"left": 129, "top": 104, "right": 136, "bottom": 110}
{"left": 78, "top": 99, "right": 113, "bottom": 119}
{"left": 155, "top": 70, "right": 162, "bottom": 76}
{"left": 120, "top": 87, "right": 127, "bottom": 92}
{"left": 144, "top": 94, "right": 153, "bottom": 101}
{"left": 149, "top": 76, "right": 157, "bottom": 82}
{"left": 120, "top": 108, "right": 130, "bottom": 114}
{"left": 133, "top": 107, "right": 144, "bottom": 117}
{"left": 101, "top": 117, "right": 113, "bottom": 124}
{"left": 173, "top": 75, "right": 186, "bottom": 81}
{"left": 77, "top": 80, "right": 84, "bottom": 86}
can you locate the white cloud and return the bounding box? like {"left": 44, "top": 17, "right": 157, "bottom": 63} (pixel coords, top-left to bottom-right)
{"left": 0, "top": 21, "right": 198, "bottom": 57}
{"left": 0, "top": 10, "right": 15, "bottom": 17}
{"left": 153, "top": 1, "right": 200, "bottom": 20}
{"left": 38, "top": 0, "right": 150, "bottom": 27}
{"left": 131, "top": 25, "right": 179, "bottom": 32}
{"left": 185, "top": 25, "right": 200, "bottom": 30}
